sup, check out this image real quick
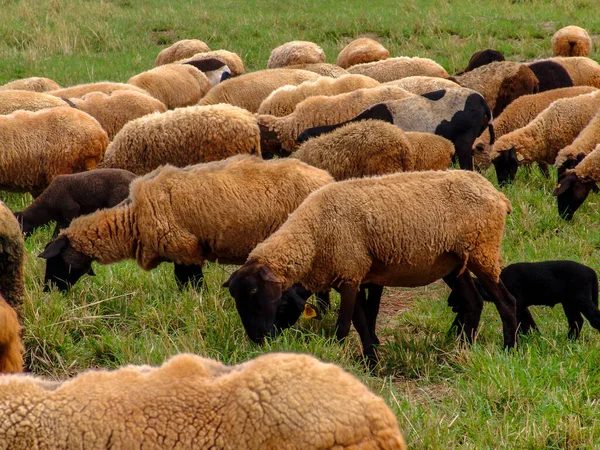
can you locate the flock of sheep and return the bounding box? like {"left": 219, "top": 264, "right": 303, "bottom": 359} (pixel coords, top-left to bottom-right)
{"left": 0, "top": 22, "right": 599, "bottom": 449}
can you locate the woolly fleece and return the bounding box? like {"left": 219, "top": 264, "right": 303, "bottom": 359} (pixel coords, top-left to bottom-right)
{"left": 0, "top": 294, "right": 23, "bottom": 373}
{"left": 0, "top": 107, "right": 109, "bottom": 193}
{"left": 286, "top": 63, "right": 349, "bottom": 78}
{"left": 336, "top": 38, "right": 390, "bottom": 69}
{"left": 552, "top": 26, "right": 592, "bottom": 57}
{"left": 347, "top": 56, "right": 449, "bottom": 82}
{"left": 154, "top": 39, "right": 211, "bottom": 66}
{"left": 0, "top": 90, "right": 68, "bottom": 115}
{"left": 181, "top": 49, "right": 245, "bottom": 76}
{"left": 257, "top": 74, "right": 380, "bottom": 117}
{"left": 199, "top": 68, "right": 321, "bottom": 113}
{"left": 549, "top": 57, "right": 600, "bottom": 87}
{"left": 572, "top": 143, "right": 600, "bottom": 181}
{"left": 99, "top": 104, "right": 260, "bottom": 175}
{"left": 267, "top": 41, "right": 326, "bottom": 68}
{"left": 556, "top": 107, "right": 600, "bottom": 170}
{"left": 0, "top": 77, "right": 60, "bottom": 92}
{"left": 0, "top": 352, "right": 406, "bottom": 449}
{"left": 384, "top": 76, "right": 460, "bottom": 94}
{"left": 48, "top": 82, "right": 149, "bottom": 99}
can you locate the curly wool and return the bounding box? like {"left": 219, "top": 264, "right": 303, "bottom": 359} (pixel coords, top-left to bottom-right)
{"left": 384, "top": 76, "right": 460, "bottom": 94}
{"left": 552, "top": 26, "right": 592, "bottom": 57}
{"left": 0, "top": 201, "right": 24, "bottom": 311}
{"left": 48, "top": 82, "right": 149, "bottom": 99}
{"left": 556, "top": 110, "right": 600, "bottom": 170}
{"left": 63, "top": 155, "right": 332, "bottom": 270}
{"left": 257, "top": 85, "right": 414, "bottom": 152}
{"left": 0, "top": 352, "right": 405, "bottom": 450}
{"left": 258, "top": 74, "right": 380, "bottom": 117}
{"left": 99, "top": 104, "right": 261, "bottom": 175}
{"left": 293, "top": 120, "right": 453, "bottom": 180}
{"left": 0, "top": 77, "right": 60, "bottom": 92}
{"left": 267, "top": 41, "right": 326, "bottom": 68}
{"left": 0, "top": 107, "right": 109, "bottom": 193}
{"left": 450, "top": 61, "right": 539, "bottom": 117}
{"left": 473, "top": 86, "right": 597, "bottom": 167}
{"left": 0, "top": 294, "right": 23, "bottom": 374}
{"left": 347, "top": 56, "right": 449, "bottom": 82}
{"left": 154, "top": 39, "right": 211, "bottom": 66}
{"left": 491, "top": 90, "right": 600, "bottom": 164}
{"left": 548, "top": 57, "right": 600, "bottom": 87}
{"left": 128, "top": 64, "right": 211, "bottom": 109}
{"left": 0, "top": 90, "right": 68, "bottom": 114}
{"left": 286, "top": 63, "right": 349, "bottom": 78}
{"left": 69, "top": 90, "right": 167, "bottom": 140}
{"left": 336, "top": 38, "right": 390, "bottom": 69}
{"left": 249, "top": 170, "right": 511, "bottom": 292}
{"left": 181, "top": 49, "right": 245, "bottom": 76}
{"left": 572, "top": 144, "right": 600, "bottom": 181}
{"left": 199, "top": 68, "right": 320, "bottom": 113}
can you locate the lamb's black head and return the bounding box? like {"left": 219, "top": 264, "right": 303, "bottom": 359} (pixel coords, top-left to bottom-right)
{"left": 224, "top": 261, "right": 283, "bottom": 343}
{"left": 492, "top": 147, "right": 522, "bottom": 186}
{"left": 553, "top": 171, "right": 598, "bottom": 220}
{"left": 556, "top": 153, "right": 586, "bottom": 178}
{"left": 39, "top": 235, "right": 94, "bottom": 292}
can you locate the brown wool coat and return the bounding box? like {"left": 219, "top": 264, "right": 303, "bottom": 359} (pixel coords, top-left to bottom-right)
{"left": 384, "top": 76, "right": 460, "bottom": 94}
{"left": 154, "top": 39, "right": 211, "bottom": 66}
{"left": 337, "top": 38, "right": 390, "bottom": 69}
{"left": 267, "top": 41, "right": 326, "bottom": 69}
{"left": 48, "top": 82, "right": 149, "bottom": 99}
{"left": 548, "top": 57, "right": 600, "bottom": 87}
{"left": 286, "top": 63, "right": 349, "bottom": 78}
{"left": 347, "top": 56, "right": 449, "bottom": 83}
{"left": 555, "top": 108, "right": 600, "bottom": 170}
{"left": 0, "top": 76, "right": 60, "bottom": 92}
{"left": 0, "top": 294, "right": 23, "bottom": 374}
{"left": 0, "top": 201, "right": 24, "bottom": 311}
{"left": 552, "top": 26, "right": 592, "bottom": 58}
{"left": 572, "top": 143, "right": 600, "bottom": 181}
{"left": 0, "top": 90, "right": 68, "bottom": 115}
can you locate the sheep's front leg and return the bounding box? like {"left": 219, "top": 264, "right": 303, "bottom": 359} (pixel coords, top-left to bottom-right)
{"left": 336, "top": 284, "right": 358, "bottom": 342}
{"left": 365, "top": 284, "right": 383, "bottom": 344}
{"left": 517, "top": 307, "right": 538, "bottom": 335}
{"left": 352, "top": 288, "right": 379, "bottom": 367}
{"left": 476, "top": 274, "right": 517, "bottom": 348}
{"left": 173, "top": 263, "right": 204, "bottom": 289}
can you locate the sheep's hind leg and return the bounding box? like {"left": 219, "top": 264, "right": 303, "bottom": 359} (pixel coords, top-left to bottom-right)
{"left": 517, "top": 307, "right": 538, "bottom": 335}
{"left": 562, "top": 304, "right": 584, "bottom": 340}
{"left": 443, "top": 270, "right": 483, "bottom": 342}
{"left": 174, "top": 263, "right": 204, "bottom": 290}
{"left": 352, "top": 288, "right": 379, "bottom": 367}
{"left": 315, "top": 290, "right": 331, "bottom": 316}
{"left": 335, "top": 284, "right": 359, "bottom": 342}
{"left": 575, "top": 297, "right": 600, "bottom": 337}
{"left": 364, "top": 284, "right": 383, "bottom": 345}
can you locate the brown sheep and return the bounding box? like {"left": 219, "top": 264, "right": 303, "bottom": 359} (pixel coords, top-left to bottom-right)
{"left": 0, "top": 201, "right": 25, "bottom": 311}
{"left": 555, "top": 107, "right": 600, "bottom": 175}
{"left": 548, "top": 57, "right": 600, "bottom": 88}
{"left": 0, "top": 90, "right": 68, "bottom": 115}
{"left": 0, "top": 76, "right": 60, "bottom": 92}
{"left": 267, "top": 41, "right": 326, "bottom": 68}
{"left": 181, "top": 49, "right": 245, "bottom": 77}
{"left": 0, "top": 294, "right": 23, "bottom": 373}
{"left": 286, "top": 63, "right": 349, "bottom": 78}
{"left": 384, "top": 76, "right": 460, "bottom": 94}
{"left": 48, "top": 82, "right": 149, "bottom": 99}
{"left": 154, "top": 39, "right": 211, "bottom": 66}
{"left": 347, "top": 56, "right": 449, "bottom": 82}
{"left": 336, "top": 37, "right": 390, "bottom": 69}
{"left": 552, "top": 26, "right": 592, "bottom": 57}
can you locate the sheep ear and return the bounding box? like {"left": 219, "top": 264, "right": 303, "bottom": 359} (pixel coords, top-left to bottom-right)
{"left": 259, "top": 265, "right": 282, "bottom": 283}
{"left": 39, "top": 236, "right": 69, "bottom": 259}
{"left": 553, "top": 177, "right": 573, "bottom": 196}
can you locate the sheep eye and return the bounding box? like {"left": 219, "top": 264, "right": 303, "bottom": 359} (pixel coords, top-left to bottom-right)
{"left": 250, "top": 287, "right": 258, "bottom": 295}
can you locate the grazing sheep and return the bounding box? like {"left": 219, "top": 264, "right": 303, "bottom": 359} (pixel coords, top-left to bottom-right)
{"left": 459, "top": 49, "right": 505, "bottom": 73}
{"left": 154, "top": 38, "right": 211, "bottom": 66}
{"left": 199, "top": 68, "right": 320, "bottom": 113}
{"left": 526, "top": 60, "right": 574, "bottom": 92}
{"left": 405, "top": 132, "right": 456, "bottom": 170}
{"left": 67, "top": 90, "right": 167, "bottom": 140}
{"left": 293, "top": 120, "right": 454, "bottom": 180}
{"left": 257, "top": 74, "right": 380, "bottom": 117}
{"left": 384, "top": 76, "right": 460, "bottom": 94}
{"left": 0, "top": 352, "right": 406, "bottom": 450}
{"left": 0, "top": 294, "right": 23, "bottom": 373}
{"left": 0, "top": 107, "right": 109, "bottom": 194}
{"left": 0, "top": 90, "right": 68, "bottom": 114}
{"left": 449, "top": 261, "right": 599, "bottom": 340}
{"left": 257, "top": 85, "right": 414, "bottom": 157}
{"left": 336, "top": 37, "right": 390, "bottom": 69}
{"left": 48, "top": 82, "right": 149, "bottom": 98}
{"left": 98, "top": 104, "right": 261, "bottom": 175}
{"left": 555, "top": 107, "right": 600, "bottom": 175}
{"left": 267, "top": 40, "right": 326, "bottom": 68}
{"left": 225, "top": 170, "right": 517, "bottom": 362}
{"left": 347, "top": 56, "right": 449, "bottom": 82}
{"left": 286, "top": 62, "right": 349, "bottom": 78}
{"left": 40, "top": 155, "right": 332, "bottom": 291}
{"left": 298, "top": 88, "right": 493, "bottom": 171}
{"left": 553, "top": 143, "right": 600, "bottom": 220}
{"left": 14, "top": 169, "right": 137, "bottom": 237}
{"left": 128, "top": 64, "right": 211, "bottom": 109}
{"left": 0, "top": 201, "right": 24, "bottom": 310}
{"left": 491, "top": 90, "right": 600, "bottom": 185}
{"left": 450, "top": 61, "right": 539, "bottom": 117}
{"left": 0, "top": 76, "right": 60, "bottom": 92}
{"left": 181, "top": 49, "right": 245, "bottom": 77}
{"left": 552, "top": 26, "right": 592, "bottom": 57}
{"left": 548, "top": 57, "right": 600, "bottom": 87}
{"left": 473, "top": 86, "right": 597, "bottom": 168}
{"left": 182, "top": 58, "right": 232, "bottom": 87}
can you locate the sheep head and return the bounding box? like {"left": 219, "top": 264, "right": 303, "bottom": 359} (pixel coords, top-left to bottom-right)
{"left": 556, "top": 152, "right": 586, "bottom": 178}
{"left": 224, "top": 260, "right": 284, "bottom": 343}
{"left": 256, "top": 115, "right": 290, "bottom": 158}
{"left": 553, "top": 171, "right": 598, "bottom": 220}
{"left": 38, "top": 235, "right": 94, "bottom": 292}
{"left": 492, "top": 146, "right": 523, "bottom": 186}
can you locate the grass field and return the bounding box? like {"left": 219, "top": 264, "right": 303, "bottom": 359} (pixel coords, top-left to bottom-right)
{"left": 2, "top": 0, "right": 600, "bottom": 448}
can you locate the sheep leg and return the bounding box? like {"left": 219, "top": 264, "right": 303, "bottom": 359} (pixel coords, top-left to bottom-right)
{"left": 517, "top": 307, "right": 538, "bottom": 335}
{"left": 453, "top": 132, "right": 477, "bottom": 171}
{"left": 364, "top": 284, "right": 383, "bottom": 344}
{"left": 538, "top": 162, "right": 550, "bottom": 178}
{"left": 472, "top": 273, "right": 517, "bottom": 348}
{"left": 352, "top": 290, "right": 379, "bottom": 366}
{"left": 335, "top": 284, "right": 359, "bottom": 342}
{"left": 562, "top": 304, "right": 584, "bottom": 340}
{"left": 173, "top": 263, "right": 204, "bottom": 289}
{"left": 315, "top": 290, "right": 331, "bottom": 315}
{"left": 574, "top": 297, "right": 600, "bottom": 335}
{"left": 453, "top": 272, "right": 484, "bottom": 343}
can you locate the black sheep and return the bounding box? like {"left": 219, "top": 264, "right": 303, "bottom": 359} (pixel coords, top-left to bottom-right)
{"left": 297, "top": 88, "right": 494, "bottom": 171}
{"left": 448, "top": 260, "right": 600, "bottom": 339}
{"left": 527, "top": 60, "right": 574, "bottom": 92}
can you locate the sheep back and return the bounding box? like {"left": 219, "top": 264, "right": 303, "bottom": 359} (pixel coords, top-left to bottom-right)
{"left": 347, "top": 56, "right": 449, "bottom": 82}
{"left": 0, "top": 77, "right": 60, "bottom": 92}
{"left": 550, "top": 57, "right": 600, "bottom": 88}
{"left": 69, "top": 90, "right": 167, "bottom": 140}
{"left": 0, "top": 201, "right": 24, "bottom": 310}
{"left": 267, "top": 41, "right": 326, "bottom": 68}
{"left": 573, "top": 143, "right": 600, "bottom": 181}
{"left": 337, "top": 37, "right": 390, "bottom": 69}
{"left": 154, "top": 39, "right": 211, "bottom": 66}
{"left": 0, "top": 90, "right": 68, "bottom": 114}
{"left": 257, "top": 74, "right": 380, "bottom": 117}
{"left": 552, "top": 26, "right": 592, "bottom": 57}
{"left": 0, "top": 107, "right": 109, "bottom": 193}
{"left": 384, "top": 76, "right": 460, "bottom": 94}
{"left": 199, "top": 68, "right": 321, "bottom": 113}
{"left": 404, "top": 132, "right": 455, "bottom": 171}
{"left": 0, "top": 352, "right": 406, "bottom": 449}
{"left": 285, "top": 63, "right": 349, "bottom": 78}
{"left": 48, "top": 82, "right": 149, "bottom": 99}
{"left": 128, "top": 64, "right": 212, "bottom": 109}
{"left": 181, "top": 49, "right": 245, "bottom": 76}
{"left": 462, "top": 49, "right": 505, "bottom": 73}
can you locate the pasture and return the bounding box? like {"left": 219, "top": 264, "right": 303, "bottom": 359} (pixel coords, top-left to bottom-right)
{"left": 2, "top": 0, "right": 600, "bottom": 447}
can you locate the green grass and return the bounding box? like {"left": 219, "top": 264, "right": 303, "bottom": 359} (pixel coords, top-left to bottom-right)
{"left": 2, "top": 0, "right": 600, "bottom": 448}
